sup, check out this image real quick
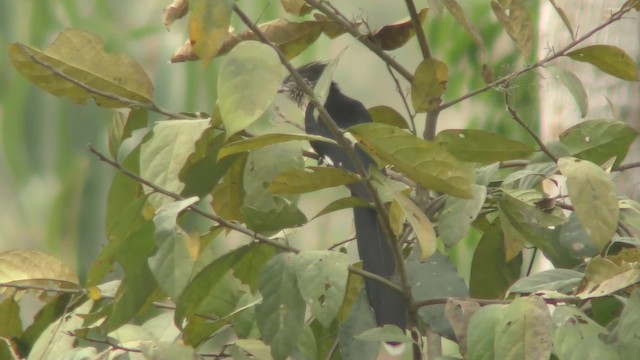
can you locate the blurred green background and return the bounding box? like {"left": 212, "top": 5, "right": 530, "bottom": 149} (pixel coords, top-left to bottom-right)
{"left": 0, "top": 0, "right": 528, "bottom": 282}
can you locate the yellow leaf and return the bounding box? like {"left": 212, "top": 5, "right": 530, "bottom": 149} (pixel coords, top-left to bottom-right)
{"left": 8, "top": 29, "right": 153, "bottom": 108}
{"left": 189, "top": 0, "right": 233, "bottom": 65}
{"left": 411, "top": 58, "right": 448, "bottom": 113}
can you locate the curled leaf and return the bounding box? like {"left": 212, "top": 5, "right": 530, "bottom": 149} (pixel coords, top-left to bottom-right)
{"left": 491, "top": 0, "right": 533, "bottom": 57}
{"left": 163, "top": 0, "right": 189, "bottom": 29}
{"left": 368, "top": 8, "right": 428, "bottom": 51}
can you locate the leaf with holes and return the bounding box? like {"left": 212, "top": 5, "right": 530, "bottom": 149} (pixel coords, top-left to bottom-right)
{"left": 559, "top": 119, "right": 639, "bottom": 167}
{"left": 294, "top": 251, "right": 349, "bottom": 327}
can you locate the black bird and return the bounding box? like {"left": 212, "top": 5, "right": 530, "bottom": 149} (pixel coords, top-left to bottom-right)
{"left": 280, "top": 62, "right": 407, "bottom": 331}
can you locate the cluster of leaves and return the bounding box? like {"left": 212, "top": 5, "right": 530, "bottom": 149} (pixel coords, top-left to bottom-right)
{"left": 2, "top": 0, "right": 640, "bottom": 359}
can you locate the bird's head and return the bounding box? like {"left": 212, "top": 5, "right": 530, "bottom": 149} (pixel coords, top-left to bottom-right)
{"left": 278, "top": 62, "right": 327, "bottom": 107}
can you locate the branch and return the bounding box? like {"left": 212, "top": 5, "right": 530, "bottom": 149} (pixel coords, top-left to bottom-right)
{"left": 412, "top": 295, "right": 582, "bottom": 308}
{"left": 404, "top": 0, "right": 431, "bottom": 59}
{"left": 17, "top": 45, "right": 196, "bottom": 120}
{"left": 385, "top": 64, "right": 417, "bottom": 133}
{"left": 436, "top": 4, "right": 635, "bottom": 112}
{"left": 504, "top": 89, "right": 558, "bottom": 163}
{"left": 87, "top": 145, "right": 403, "bottom": 294}
{"left": 614, "top": 161, "right": 640, "bottom": 172}
{"left": 79, "top": 335, "right": 231, "bottom": 358}
{"left": 304, "top": 0, "right": 414, "bottom": 82}
{"left": 0, "top": 282, "right": 84, "bottom": 294}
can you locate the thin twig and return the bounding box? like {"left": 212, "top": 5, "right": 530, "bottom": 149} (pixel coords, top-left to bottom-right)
{"left": 614, "top": 161, "right": 640, "bottom": 172}
{"left": 436, "top": 4, "right": 635, "bottom": 112}
{"left": 385, "top": 64, "right": 417, "bottom": 134}
{"left": 404, "top": 0, "right": 431, "bottom": 59}
{"left": 0, "top": 282, "right": 84, "bottom": 294}
{"left": 504, "top": 89, "right": 558, "bottom": 163}
{"left": 413, "top": 295, "right": 582, "bottom": 308}
{"left": 17, "top": 45, "right": 195, "bottom": 120}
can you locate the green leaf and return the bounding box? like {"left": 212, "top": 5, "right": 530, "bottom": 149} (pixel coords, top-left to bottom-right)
{"left": 355, "top": 325, "right": 413, "bottom": 343}
{"left": 242, "top": 142, "right": 306, "bottom": 232}
{"left": 211, "top": 154, "right": 247, "bottom": 222}
{"left": 218, "top": 41, "right": 282, "bottom": 137}
{"left": 546, "top": 66, "right": 588, "bottom": 118}
{"left": 411, "top": 58, "right": 448, "bottom": 112}
{"left": 176, "top": 243, "right": 267, "bottom": 325}
{"left": 494, "top": 297, "right": 552, "bottom": 360}
{"left": 188, "top": 0, "right": 233, "bottom": 64}
{"left": 256, "top": 253, "right": 306, "bottom": 360}
{"left": 101, "top": 221, "right": 158, "bottom": 333}
{"left": 20, "top": 294, "right": 72, "bottom": 354}
{"left": 349, "top": 123, "right": 473, "bottom": 198}
{"left": 507, "top": 269, "right": 583, "bottom": 295}
{"left": 552, "top": 305, "right": 620, "bottom": 360}
{"left": 28, "top": 300, "right": 94, "bottom": 360}
{"left": 491, "top": 0, "right": 533, "bottom": 57}
{"left": 566, "top": 45, "right": 639, "bottom": 81}
{"left": 268, "top": 166, "right": 360, "bottom": 195}
{"left": 294, "top": 251, "right": 349, "bottom": 327}
{"left": 0, "top": 298, "right": 22, "bottom": 339}
{"left": 109, "top": 108, "right": 148, "bottom": 159}
{"left": 242, "top": 197, "right": 308, "bottom": 232}
{"left": 559, "top": 212, "right": 601, "bottom": 258}
{"left": 7, "top": 29, "right": 153, "bottom": 108}
{"left": 435, "top": 129, "right": 536, "bottom": 162}
{"left": 219, "top": 133, "right": 335, "bottom": 159}
{"left": 469, "top": 221, "right": 522, "bottom": 299}
{"left": 558, "top": 157, "right": 619, "bottom": 252}
{"left": 498, "top": 188, "right": 567, "bottom": 261}
{"left": 140, "top": 119, "right": 210, "bottom": 209}
{"left": 368, "top": 105, "right": 410, "bottom": 129}
{"left": 616, "top": 289, "right": 640, "bottom": 358}
{"left": 148, "top": 197, "right": 199, "bottom": 300}
{"left": 338, "top": 292, "right": 378, "bottom": 360}
{"left": 311, "top": 196, "right": 371, "bottom": 219}
{"left": 179, "top": 127, "right": 240, "bottom": 197}
{"left": 182, "top": 273, "right": 244, "bottom": 346}
{"left": 439, "top": 185, "right": 487, "bottom": 247}
{"left": 559, "top": 119, "right": 639, "bottom": 167}
{"left": 408, "top": 249, "right": 468, "bottom": 339}
{"left": 466, "top": 304, "right": 504, "bottom": 360}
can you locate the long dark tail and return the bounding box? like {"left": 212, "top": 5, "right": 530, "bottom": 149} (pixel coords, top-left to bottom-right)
{"left": 353, "top": 205, "right": 407, "bottom": 329}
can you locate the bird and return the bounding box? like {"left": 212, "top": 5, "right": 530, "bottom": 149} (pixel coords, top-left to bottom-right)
{"left": 279, "top": 62, "right": 407, "bottom": 332}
